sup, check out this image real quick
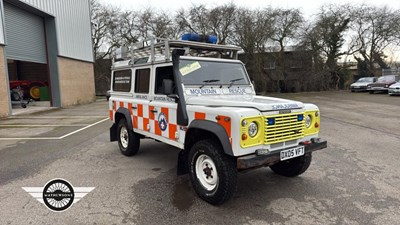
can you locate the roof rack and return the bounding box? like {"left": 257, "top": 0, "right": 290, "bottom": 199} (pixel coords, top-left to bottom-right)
{"left": 113, "top": 37, "right": 242, "bottom": 65}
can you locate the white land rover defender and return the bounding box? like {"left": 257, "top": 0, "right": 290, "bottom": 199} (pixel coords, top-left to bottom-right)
{"left": 109, "top": 35, "right": 327, "bottom": 205}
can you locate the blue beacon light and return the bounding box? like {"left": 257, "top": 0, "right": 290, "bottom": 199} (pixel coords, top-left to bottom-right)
{"left": 181, "top": 33, "right": 218, "bottom": 44}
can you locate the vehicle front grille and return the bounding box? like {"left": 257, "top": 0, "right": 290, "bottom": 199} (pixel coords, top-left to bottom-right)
{"left": 264, "top": 114, "right": 305, "bottom": 144}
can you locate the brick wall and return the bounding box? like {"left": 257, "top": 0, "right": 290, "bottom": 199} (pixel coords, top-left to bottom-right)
{"left": 58, "top": 57, "right": 95, "bottom": 107}
{"left": 0, "top": 46, "right": 10, "bottom": 117}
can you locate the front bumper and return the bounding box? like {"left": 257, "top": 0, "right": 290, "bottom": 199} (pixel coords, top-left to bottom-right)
{"left": 237, "top": 139, "right": 327, "bottom": 170}
{"left": 389, "top": 88, "right": 400, "bottom": 95}
{"left": 351, "top": 86, "right": 367, "bottom": 91}
{"left": 367, "top": 87, "right": 388, "bottom": 91}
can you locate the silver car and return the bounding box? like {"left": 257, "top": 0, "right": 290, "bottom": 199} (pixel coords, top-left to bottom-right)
{"left": 350, "top": 77, "right": 377, "bottom": 92}
{"left": 389, "top": 82, "right": 400, "bottom": 96}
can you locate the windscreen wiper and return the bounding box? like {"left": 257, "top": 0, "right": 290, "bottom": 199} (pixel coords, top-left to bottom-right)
{"left": 228, "top": 78, "right": 244, "bottom": 88}
{"left": 200, "top": 79, "right": 220, "bottom": 89}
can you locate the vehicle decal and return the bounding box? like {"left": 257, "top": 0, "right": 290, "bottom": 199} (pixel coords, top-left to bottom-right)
{"left": 186, "top": 88, "right": 221, "bottom": 95}
{"left": 153, "top": 96, "right": 175, "bottom": 102}
{"left": 180, "top": 61, "right": 201, "bottom": 76}
{"left": 271, "top": 103, "right": 300, "bottom": 110}
{"left": 158, "top": 112, "right": 168, "bottom": 131}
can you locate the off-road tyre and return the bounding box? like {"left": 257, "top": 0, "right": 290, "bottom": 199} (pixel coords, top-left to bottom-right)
{"left": 270, "top": 153, "right": 312, "bottom": 177}
{"left": 117, "top": 118, "right": 140, "bottom": 156}
{"left": 188, "top": 139, "right": 237, "bottom": 205}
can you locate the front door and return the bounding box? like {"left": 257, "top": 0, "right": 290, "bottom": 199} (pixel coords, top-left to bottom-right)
{"left": 148, "top": 65, "right": 179, "bottom": 143}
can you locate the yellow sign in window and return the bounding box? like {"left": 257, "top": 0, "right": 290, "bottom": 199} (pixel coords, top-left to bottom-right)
{"left": 180, "top": 61, "right": 201, "bottom": 76}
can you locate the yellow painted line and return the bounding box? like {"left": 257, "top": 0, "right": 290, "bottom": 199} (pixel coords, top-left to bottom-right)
{"left": 0, "top": 118, "right": 108, "bottom": 140}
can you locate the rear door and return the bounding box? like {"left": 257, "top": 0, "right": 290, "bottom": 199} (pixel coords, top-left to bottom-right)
{"left": 131, "top": 67, "right": 151, "bottom": 133}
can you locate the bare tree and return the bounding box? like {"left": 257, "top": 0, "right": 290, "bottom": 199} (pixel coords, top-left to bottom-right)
{"left": 271, "top": 8, "right": 303, "bottom": 52}
{"left": 232, "top": 7, "right": 276, "bottom": 92}
{"left": 90, "top": 0, "right": 122, "bottom": 59}
{"left": 270, "top": 8, "right": 304, "bottom": 91}
{"left": 176, "top": 5, "right": 210, "bottom": 35}
{"left": 175, "top": 4, "right": 237, "bottom": 44}
{"left": 350, "top": 5, "right": 400, "bottom": 76}
{"left": 119, "top": 11, "right": 139, "bottom": 45}
{"left": 303, "top": 5, "right": 351, "bottom": 89}
{"left": 208, "top": 3, "right": 237, "bottom": 44}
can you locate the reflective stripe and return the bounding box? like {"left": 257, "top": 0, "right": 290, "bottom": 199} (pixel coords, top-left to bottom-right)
{"left": 109, "top": 110, "right": 113, "bottom": 121}
{"left": 195, "top": 112, "right": 206, "bottom": 120}
{"left": 137, "top": 104, "right": 143, "bottom": 117}
{"left": 110, "top": 100, "right": 232, "bottom": 144}
{"left": 217, "top": 115, "right": 231, "bottom": 137}
{"left": 169, "top": 124, "right": 177, "bottom": 139}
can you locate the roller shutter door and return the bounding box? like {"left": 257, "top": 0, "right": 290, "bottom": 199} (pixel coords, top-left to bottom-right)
{"left": 4, "top": 3, "right": 47, "bottom": 64}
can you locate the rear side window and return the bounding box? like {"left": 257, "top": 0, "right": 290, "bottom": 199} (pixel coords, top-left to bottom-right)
{"left": 135, "top": 68, "right": 150, "bottom": 93}
{"left": 113, "top": 70, "right": 132, "bottom": 92}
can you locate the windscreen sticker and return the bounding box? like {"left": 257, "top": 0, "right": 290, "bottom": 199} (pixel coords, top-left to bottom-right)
{"left": 180, "top": 62, "right": 201, "bottom": 76}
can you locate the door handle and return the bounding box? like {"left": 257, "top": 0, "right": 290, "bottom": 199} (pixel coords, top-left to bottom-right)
{"left": 131, "top": 105, "right": 137, "bottom": 109}
{"left": 151, "top": 109, "right": 158, "bottom": 113}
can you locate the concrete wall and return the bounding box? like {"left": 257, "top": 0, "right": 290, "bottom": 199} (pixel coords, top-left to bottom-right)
{"left": 0, "top": 46, "right": 10, "bottom": 117}
{"left": 58, "top": 57, "right": 95, "bottom": 107}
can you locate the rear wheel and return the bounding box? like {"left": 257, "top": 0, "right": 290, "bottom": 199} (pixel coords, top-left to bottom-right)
{"left": 270, "top": 153, "right": 312, "bottom": 177}
{"left": 188, "top": 139, "right": 237, "bottom": 205}
{"left": 369, "top": 91, "right": 374, "bottom": 94}
{"left": 117, "top": 118, "right": 140, "bottom": 156}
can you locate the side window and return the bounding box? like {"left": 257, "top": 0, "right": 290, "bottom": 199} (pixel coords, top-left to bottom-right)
{"left": 135, "top": 68, "right": 150, "bottom": 93}
{"left": 155, "top": 66, "right": 174, "bottom": 95}
{"left": 113, "top": 70, "right": 132, "bottom": 92}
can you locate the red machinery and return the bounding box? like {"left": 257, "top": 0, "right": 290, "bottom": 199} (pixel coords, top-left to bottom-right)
{"left": 9, "top": 80, "right": 48, "bottom": 101}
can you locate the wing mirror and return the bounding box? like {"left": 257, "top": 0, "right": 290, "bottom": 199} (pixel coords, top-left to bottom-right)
{"left": 162, "top": 79, "right": 178, "bottom": 99}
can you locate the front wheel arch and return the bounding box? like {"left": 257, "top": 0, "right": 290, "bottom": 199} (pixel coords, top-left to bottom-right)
{"left": 185, "top": 120, "right": 233, "bottom": 156}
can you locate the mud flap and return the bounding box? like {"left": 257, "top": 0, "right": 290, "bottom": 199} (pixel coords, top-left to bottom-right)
{"left": 110, "top": 123, "right": 118, "bottom": 142}
{"left": 177, "top": 150, "right": 189, "bottom": 175}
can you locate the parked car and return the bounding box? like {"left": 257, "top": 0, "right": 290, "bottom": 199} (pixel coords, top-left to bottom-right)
{"left": 106, "top": 90, "right": 111, "bottom": 101}
{"left": 388, "top": 82, "right": 400, "bottom": 96}
{"left": 367, "top": 75, "right": 400, "bottom": 94}
{"left": 350, "top": 77, "right": 377, "bottom": 92}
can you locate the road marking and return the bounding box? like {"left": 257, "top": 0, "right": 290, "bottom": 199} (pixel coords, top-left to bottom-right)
{"left": 0, "top": 118, "right": 109, "bottom": 140}
{"left": 0, "top": 124, "right": 90, "bottom": 127}
{"left": 0, "top": 137, "right": 60, "bottom": 140}
{"left": 58, "top": 118, "right": 109, "bottom": 139}
{"left": 7, "top": 116, "right": 106, "bottom": 119}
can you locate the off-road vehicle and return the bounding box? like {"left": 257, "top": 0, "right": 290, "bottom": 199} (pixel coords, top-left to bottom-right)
{"left": 109, "top": 35, "right": 327, "bottom": 205}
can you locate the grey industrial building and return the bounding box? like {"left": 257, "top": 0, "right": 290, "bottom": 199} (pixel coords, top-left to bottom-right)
{"left": 0, "top": 0, "right": 94, "bottom": 117}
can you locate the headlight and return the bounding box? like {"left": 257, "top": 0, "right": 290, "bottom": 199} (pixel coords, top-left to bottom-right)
{"left": 305, "top": 115, "right": 312, "bottom": 128}
{"left": 248, "top": 122, "right": 258, "bottom": 137}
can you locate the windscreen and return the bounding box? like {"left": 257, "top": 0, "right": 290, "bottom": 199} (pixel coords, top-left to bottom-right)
{"left": 377, "top": 76, "right": 395, "bottom": 82}
{"left": 357, "top": 77, "right": 374, "bottom": 83}
{"left": 179, "top": 59, "right": 250, "bottom": 86}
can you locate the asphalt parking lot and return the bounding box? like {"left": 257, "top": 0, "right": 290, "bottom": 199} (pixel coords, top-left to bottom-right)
{"left": 0, "top": 91, "right": 399, "bottom": 225}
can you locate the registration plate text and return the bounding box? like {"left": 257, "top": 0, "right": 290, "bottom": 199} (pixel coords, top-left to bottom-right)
{"left": 280, "top": 146, "right": 305, "bottom": 161}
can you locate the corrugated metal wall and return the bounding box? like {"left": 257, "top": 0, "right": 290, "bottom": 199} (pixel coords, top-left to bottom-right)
{"left": 0, "top": 1, "right": 5, "bottom": 44}
{"left": 20, "top": 0, "right": 93, "bottom": 62}
{"left": 4, "top": 2, "right": 47, "bottom": 63}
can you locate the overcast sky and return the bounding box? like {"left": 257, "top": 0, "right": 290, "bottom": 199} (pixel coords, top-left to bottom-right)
{"left": 101, "top": 0, "right": 400, "bottom": 18}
